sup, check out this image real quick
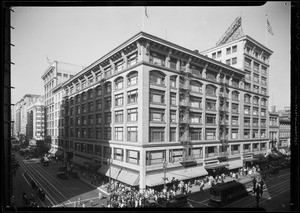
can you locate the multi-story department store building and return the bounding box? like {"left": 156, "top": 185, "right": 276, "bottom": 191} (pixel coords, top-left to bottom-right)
{"left": 59, "top": 30, "right": 272, "bottom": 189}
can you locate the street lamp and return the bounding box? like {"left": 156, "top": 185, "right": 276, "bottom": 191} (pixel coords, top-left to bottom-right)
{"left": 162, "top": 159, "right": 168, "bottom": 190}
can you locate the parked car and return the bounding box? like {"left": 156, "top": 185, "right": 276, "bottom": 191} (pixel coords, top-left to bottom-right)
{"left": 57, "top": 172, "right": 68, "bottom": 179}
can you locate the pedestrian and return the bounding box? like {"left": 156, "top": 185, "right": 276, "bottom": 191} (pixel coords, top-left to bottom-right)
{"left": 259, "top": 179, "right": 264, "bottom": 197}
{"left": 90, "top": 199, "right": 93, "bottom": 207}
{"left": 82, "top": 203, "right": 85, "bottom": 208}
{"left": 99, "top": 191, "right": 103, "bottom": 201}
{"left": 255, "top": 185, "right": 260, "bottom": 207}
{"left": 78, "top": 196, "right": 81, "bottom": 205}
{"left": 252, "top": 178, "right": 256, "bottom": 194}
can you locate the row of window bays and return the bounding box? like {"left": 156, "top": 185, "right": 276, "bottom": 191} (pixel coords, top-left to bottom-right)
{"left": 65, "top": 140, "right": 268, "bottom": 166}
{"left": 60, "top": 70, "right": 268, "bottom": 114}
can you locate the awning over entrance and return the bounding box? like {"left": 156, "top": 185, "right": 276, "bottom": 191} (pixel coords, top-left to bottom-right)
{"left": 204, "top": 162, "right": 229, "bottom": 170}
{"left": 253, "top": 153, "right": 264, "bottom": 159}
{"left": 243, "top": 158, "right": 260, "bottom": 162}
{"left": 84, "top": 161, "right": 102, "bottom": 171}
{"left": 228, "top": 160, "right": 243, "bottom": 170}
{"left": 98, "top": 166, "right": 139, "bottom": 186}
{"left": 72, "top": 156, "right": 84, "bottom": 166}
{"left": 146, "top": 166, "right": 208, "bottom": 187}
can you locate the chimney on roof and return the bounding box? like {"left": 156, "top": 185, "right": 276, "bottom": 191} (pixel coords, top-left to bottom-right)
{"left": 194, "top": 50, "right": 199, "bottom": 54}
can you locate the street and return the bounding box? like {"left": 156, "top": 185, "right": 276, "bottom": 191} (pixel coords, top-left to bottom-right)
{"left": 13, "top": 152, "right": 108, "bottom": 208}
{"left": 187, "top": 168, "right": 291, "bottom": 211}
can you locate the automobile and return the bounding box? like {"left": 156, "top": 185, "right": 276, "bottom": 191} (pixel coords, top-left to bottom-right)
{"left": 57, "top": 172, "right": 69, "bottom": 179}
{"left": 24, "top": 156, "right": 30, "bottom": 160}
{"left": 37, "top": 188, "right": 46, "bottom": 201}
{"left": 40, "top": 157, "right": 45, "bottom": 163}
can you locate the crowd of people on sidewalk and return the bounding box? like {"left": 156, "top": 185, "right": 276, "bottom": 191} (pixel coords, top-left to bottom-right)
{"left": 69, "top": 155, "right": 289, "bottom": 208}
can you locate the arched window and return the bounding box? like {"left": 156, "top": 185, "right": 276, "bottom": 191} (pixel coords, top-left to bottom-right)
{"left": 127, "top": 71, "right": 138, "bottom": 86}
{"left": 244, "top": 94, "right": 251, "bottom": 103}
{"left": 190, "top": 80, "right": 202, "bottom": 93}
{"left": 206, "top": 85, "right": 216, "bottom": 96}
{"left": 104, "top": 82, "right": 111, "bottom": 94}
{"left": 150, "top": 71, "right": 165, "bottom": 86}
{"left": 253, "top": 96, "right": 259, "bottom": 105}
{"left": 115, "top": 77, "right": 124, "bottom": 90}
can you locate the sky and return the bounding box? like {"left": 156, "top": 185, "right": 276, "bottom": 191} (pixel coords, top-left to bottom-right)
{"left": 11, "top": 2, "right": 291, "bottom": 111}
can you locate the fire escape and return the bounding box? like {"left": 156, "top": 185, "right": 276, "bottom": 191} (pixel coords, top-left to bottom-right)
{"left": 218, "top": 80, "right": 229, "bottom": 162}
{"left": 178, "top": 68, "right": 197, "bottom": 167}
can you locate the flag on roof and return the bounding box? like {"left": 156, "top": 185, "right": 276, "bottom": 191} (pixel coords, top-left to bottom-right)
{"left": 267, "top": 19, "right": 274, "bottom": 35}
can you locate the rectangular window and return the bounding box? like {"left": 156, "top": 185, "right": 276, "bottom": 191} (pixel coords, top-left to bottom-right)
{"left": 244, "top": 57, "right": 251, "bottom": 69}
{"left": 169, "top": 149, "right": 183, "bottom": 163}
{"left": 114, "top": 148, "right": 123, "bottom": 161}
{"left": 206, "top": 128, "right": 216, "bottom": 140}
{"left": 147, "top": 150, "right": 165, "bottom": 165}
{"left": 212, "top": 53, "right": 216, "bottom": 59}
{"left": 226, "top": 59, "right": 231, "bottom": 65}
{"left": 244, "top": 106, "right": 250, "bottom": 114}
{"left": 104, "top": 97, "right": 111, "bottom": 109}
{"left": 232, "top": 45, "right": 237, "bottom": 53}
{"left": 115, "top": 93, "right": 124, "bottom": 107}
{"left": 206, "top": 71, "right": 216, "bottom": 81}
{"left": 127, "top": 108, "right": 138, "bottom": 122}
{"left": 190, "top": 113, "right": 201, "bottom": 124}
{"left": 252, "top": 130, "right": 259, "bottom": 139}
{"left": 96, "top": 114, "right": 101, "bottom": 124}
{"left": 232, "top": 103, "right": 239, "bottom": 114}
{"left": 150, "top": 108, "right": 165, "bottom": 122}
{"left": 232, "top": 57, "right": 237, "bottom": 65}
{"left": 88, "top": 102, "right": 94, "bottom": 112}
{"left": 150, "top": 127, "right": 165, "bottom": 142}
{"left": 104, "top": 113, "right": 111, "bottom": 124}
{"left": 231, "top": 129, "right": 238, "bottom": 139}
{"left": 217, "top": 51, "right": 222, "bottom": 58}
{"left": 253, "top": 62, "right": 259, "bottom": 72}
{"left": 126, "top": 150, "right": 139, "bottom": 164}
{"left": 170, "top": 128, "right": 176, "bottom": 142}
{"left": 149, "top": 51, "right": 166, "bottom": 67}
{"left": 244, "top": 129, "right": 250, "bottom": 139}
{"left": 190, "top": 97, "right": 201, "bottom": 108}
{"left": 170, "top": 110, "right": 176, "bottom": 123}
{"left": 128, "top": 89, "right": 138, "bottom": 104}
{"left": 253, "top": 107, "right": 258, "bottom": 116}
{"left": 206, "top": 114, "right": 216, "bottom": 124}
{"left": 231, "top": 144, "right": 240, "bottom": 154}
{"left": 226, "top": 47, "right": 231, "bottom": 55}
{"left": 115, "top": 110, "right": 123, "bottom": 123}
{"left": 232, "top": 116, "right": 239, "bottom": 125}
{"left": 170, "top": 93, "right": 176, "bottom": 105}
{"left": 150, "top": 89, "right": 165, "bottom": 104}
{"left": 190, "top": 128, "right": 201, "bottom": 140}
{"left": 104, "top": 127, "right": 111, "bottom": 140}
{"left": 115, "top": 127, "right": 123, "bottom": 141}
{"left": 96, "top": 128, "right": 101, "bottom": 139}
{"left": 206, "top": 99, "right": 216, "bottom": 111}
{"left": 96, "top": 100, "right": 102, "bottom": 111}
{"left": 127, "top": 127, "right": 138, "bottom": 142}
{"left": 88, "top": 128, "right": 93, "bottom": 138}
{"left": 95, "top": 145, "right": 102, "bottom": 156}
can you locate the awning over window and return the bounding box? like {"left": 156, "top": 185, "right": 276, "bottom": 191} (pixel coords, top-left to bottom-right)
{"left": 228, "top": 160, "right": 243, "bottom": 170}
{"left": 97, "top": 166, "right": 139, "bottom": 186}
{"left": 204, "top": 162, "right": 229, "bottom": 170}
{"left": 146, "top": 166, "right": 208, "bottom": 187}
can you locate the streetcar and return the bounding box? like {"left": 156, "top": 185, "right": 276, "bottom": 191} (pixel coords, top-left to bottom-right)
{"left": 209, "top": 178, "right": 252, "bottom": 206}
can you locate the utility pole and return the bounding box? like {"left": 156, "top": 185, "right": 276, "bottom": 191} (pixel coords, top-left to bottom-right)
{"left": 162, "top": 159, "right": 168, "bottom": 189}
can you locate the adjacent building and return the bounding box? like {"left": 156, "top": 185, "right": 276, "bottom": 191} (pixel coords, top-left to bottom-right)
{"left": 41, "top": 61, "right": 84, "bottom": 152}
{"left": 268, "top": 106, "right": 279, "bottom": 149}
{"left": 59, "top": 27, "right": 272, "bottom": 189}
{"left": 26, "top": 95, "right": 45, "bottom": 141}
{"left": 278, "top": 107, "right": 290, "bottom": 155}
{"left": 14, "top": 94, "right": 42, "bottom": 141}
